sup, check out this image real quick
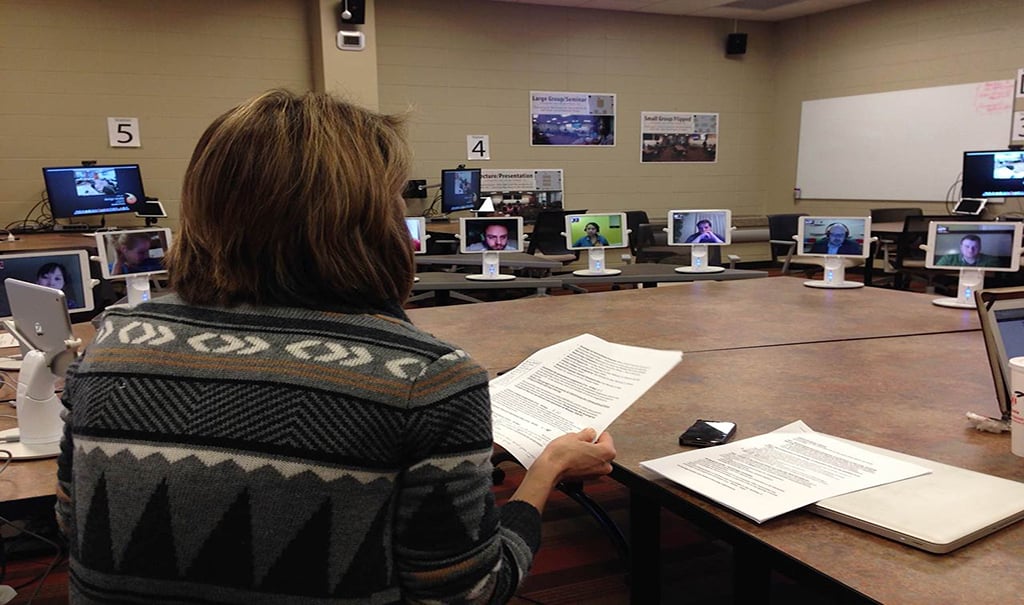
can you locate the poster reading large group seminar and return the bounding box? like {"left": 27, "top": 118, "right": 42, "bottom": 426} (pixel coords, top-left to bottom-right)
{"left": 531, "top": 91, "right": 616, "bottom": 146}
{"left": 641, "top": 112, "right": 718, "bottom": 163}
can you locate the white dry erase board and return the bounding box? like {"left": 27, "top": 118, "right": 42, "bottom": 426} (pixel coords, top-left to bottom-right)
{"left": 796, "top": 80, "right": 1014, "bottom": 202}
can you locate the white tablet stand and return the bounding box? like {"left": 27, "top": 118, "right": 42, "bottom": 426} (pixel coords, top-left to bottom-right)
{"left": 932, "top": 268, "right": 983, "bottom": 308}
{"left": 0, "top": 321, "right": 81, "bottom": 460}
{"left": 675, "top": 244, "right": 724, "bottom": 274}
{"left": 126, "top": 274, "right": 153, "bottom": 305}
{"left": 466, "top": 251, "right": 516, "bottom": 281}
{"left": 573, "top": 247, "right": 621, "bottom": 277}
{"left": 803, "top": 256, "right": 865, "bottom": 289}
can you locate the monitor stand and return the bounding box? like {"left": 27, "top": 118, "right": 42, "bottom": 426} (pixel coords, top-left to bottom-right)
{"left": 674, "top": 245, "right": 724, "bottom": 274}
{"left": 573, "top": 248, "right": 621, "bottom": 276}
{"left": 933, "top": 268, "right": 983, "bottom": 308}
{"left": 804, "top": 256, "right": 864, "bottom": 289}
{"left": 466, "top": 251, "right": 516, "bottom": 281}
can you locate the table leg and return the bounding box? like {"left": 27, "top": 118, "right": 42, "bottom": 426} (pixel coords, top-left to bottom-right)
{"left": 628, "top": 490, "right": 661, "bottom": 604}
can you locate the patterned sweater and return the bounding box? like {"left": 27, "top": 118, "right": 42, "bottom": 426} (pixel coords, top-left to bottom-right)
{"left": 56, "top": 295, "right": 541, "bottom": 604}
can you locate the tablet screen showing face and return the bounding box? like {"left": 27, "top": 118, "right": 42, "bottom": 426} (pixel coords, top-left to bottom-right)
{"left": 925, "top": 221, "right": 1022, "bottom": 271}
{"left": 458, "top": 217, "right": 524, "bottom": 253}
{"left": 668, "top": 209, "right": 732, "bottom": 246}
{"left": 564, "top": 212, "right": 628, "bottom": 250}
{"left": 797, "top": 216, "right": 870, "bottom": 258}
{"left": 95, "top": 228, "right": 172, "bottom": 279}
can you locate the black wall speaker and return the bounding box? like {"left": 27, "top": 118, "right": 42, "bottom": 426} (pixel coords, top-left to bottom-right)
{"left": 339, "top": 0, "right": 366, "bottom": 26}
{"left": 726, "top": 33, "right": 748, "bottom": 56}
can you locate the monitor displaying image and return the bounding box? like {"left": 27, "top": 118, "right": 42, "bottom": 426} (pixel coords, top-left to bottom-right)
{"left": 797, "top": 216, "right": 871, "bottom": 258}
{"left": 95, "top": 228, "right": 172, "bottom": 279}
{"left": 0, "top": 250, "right": 95, "bottom": 318}
{"left": 564, "top": 212, "right": 628, "bottom": 250}
{"left": 405, "top": 217, "right": 427, "bottom": 254}
{"left": 42, "top": 164, "right": 146, "bottom": 219}
{"left": 441, "top": 168, "right": 482, "bottom": 214}
{"left": 459, "top": 217, "right": 524, "bottom": 253}
{"left": 668, "top": 209, "right": 732, "bottom": 246}
{"left": 925, "top": 221, "right": 1022, "bottom": 272}
{"left": 962, "top": 150, "right": 1024, "bottom": 198}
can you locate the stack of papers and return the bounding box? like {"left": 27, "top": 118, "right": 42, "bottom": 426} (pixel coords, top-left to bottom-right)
{"left": 489, "top": 333, "right": 682, "bottom": 468}
{"left": 640, "top": 421, "right": 931, "bottom": 524}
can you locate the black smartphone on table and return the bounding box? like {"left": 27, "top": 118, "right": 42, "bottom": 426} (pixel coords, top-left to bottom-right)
{"left": 679, "top": 419, "right": 737, "bottom": 447}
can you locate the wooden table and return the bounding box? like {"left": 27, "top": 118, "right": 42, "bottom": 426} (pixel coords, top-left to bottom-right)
{"left": 559, "top": 263, "right": 766, "bottom": 290}
{"left": 407, "top": 277, "right": 1016, "bottom": 604}
{"left": 0, "top": 232, "right": 99, "bottom": 253}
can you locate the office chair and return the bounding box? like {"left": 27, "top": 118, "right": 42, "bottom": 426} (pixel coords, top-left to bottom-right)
{"left": 526, "top": 209, "right": 582, "bottom": 266}
{"left": 767, "top": 213, "right": 810, "bottom": 274}
{"left": 891, "top": 214, "right": 972, "bottom": 291}
{"left": 870, "top": 207, "right": 922, "bottom": 278}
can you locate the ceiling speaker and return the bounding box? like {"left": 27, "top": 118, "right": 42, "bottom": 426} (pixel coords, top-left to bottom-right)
{"left": 726, "top": 33, "right": 748, "bottom": 56}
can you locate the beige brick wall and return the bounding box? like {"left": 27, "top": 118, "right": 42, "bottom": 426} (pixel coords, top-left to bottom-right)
{"left": 0, "top": 0, "right": 311, "bottom": 232}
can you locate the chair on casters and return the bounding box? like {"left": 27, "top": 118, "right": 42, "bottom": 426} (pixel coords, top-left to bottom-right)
{"left": 767, "top": 213, "right": 810, "bottom": 274}
{"left": 870, "top": 207, "right": 922, "bottom": 282}
{"left": 527, "top": 209, "right": 582, "bottom": 267}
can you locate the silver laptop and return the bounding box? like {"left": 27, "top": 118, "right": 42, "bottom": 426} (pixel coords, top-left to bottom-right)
{"left": 808, "top": 438, "right": 1024, "bottom": 554}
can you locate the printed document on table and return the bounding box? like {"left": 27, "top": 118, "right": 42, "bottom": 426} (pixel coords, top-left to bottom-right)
{"left": 490, "top": 333, "right": 682, "bottom": 468}
{"left": 640, "top": 422, "right": 931, "bottom": 524}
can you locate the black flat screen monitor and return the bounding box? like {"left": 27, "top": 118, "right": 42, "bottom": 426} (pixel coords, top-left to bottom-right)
{"left": 42, "top": 164, "right": 146, "bottom": 219}
{"left": 925, "top": 221, "right": 1022, "bottom": 271}
{"left": 797, "top": 216, "right": 871, "bottom": 258}
{"left": 0, "top": 250, "right": 95, "bottom": 318}
{"left": 962, "top": 150, "right": 1024, "bottom": 198}
{"left": 668, "top": 209, "right": 733, "bottom": 245}
{"left": 564, "top": 212, "right": 628, "bottom": 250}
{"left": 441, "top": 168, "right": 481, "bottom": 214}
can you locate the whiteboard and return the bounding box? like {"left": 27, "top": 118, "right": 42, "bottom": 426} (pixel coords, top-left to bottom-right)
{"left": 796, "top": 80, "right": 1014, "bottom": 201}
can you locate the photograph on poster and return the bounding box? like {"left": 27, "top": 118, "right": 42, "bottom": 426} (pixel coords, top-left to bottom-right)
{"left": 481, "top": 169, "right": 564, "bottom": 222}
{"left": 531, "top": 91, "right": 616, "bottom": 146}
{"left": 641, "top": 112, "right": 718, "bottom": 163}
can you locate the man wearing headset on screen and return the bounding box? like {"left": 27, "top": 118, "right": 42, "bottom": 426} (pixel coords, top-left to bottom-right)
{"left": 934, "top": 233, "right": 1001, "bottom": 267}
{"left": 809, "top": 222, "right": 862, "bottom": 255}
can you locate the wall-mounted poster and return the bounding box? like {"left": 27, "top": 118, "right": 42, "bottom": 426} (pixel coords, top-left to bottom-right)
{"left": 531, "top": 91, "right": 616, "bottom": 146}
{"left": 641, "top": 112, "right": 718, "bottom": 163}
{"left": 481, "top": 169, "right": 564, "bottom": 222}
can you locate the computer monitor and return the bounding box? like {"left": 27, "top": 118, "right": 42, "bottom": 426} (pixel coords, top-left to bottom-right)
{"left": 458, "top": 217, "right": 524, "bottom": 281}
{"left": 0, "top": 249, "right": 95, "bottom": 319}
{"left": 441, "top": 168, "right": 482, "bottom": 214}
{"left": 95, "top": 228, "right": 172, "bottom": 305}
{"left": 405, "top": 217, "right": 428, "bottom": 254}
{"left": 962, "top": 150, "right": 1024, "bottom": 199}
{"left": 42, "top": 164, "right": 147, "bottom": 222}
{"left": 924, "top": 220, "right": 1023, "bottom": 308}
{"left": 797, "top": 216, "right": 871, "bottom": 289}
{"left": 667, "top": 209, "right": 733, "bottom": 273}
{"left": 564, "top": 212, "right": 628, "bottom": 276}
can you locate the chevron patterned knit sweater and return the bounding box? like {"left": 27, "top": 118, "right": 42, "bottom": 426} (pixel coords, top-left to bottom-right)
{"left": 56, "top": 295, "right": 541, "bottom": 604}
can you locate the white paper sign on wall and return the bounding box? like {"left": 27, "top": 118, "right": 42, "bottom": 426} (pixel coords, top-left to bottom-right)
{"left": 107, "top": 117, "right": 141, "bottom": 147}
{"left": 467, "top": 135, "right": 490, "bottom": 160}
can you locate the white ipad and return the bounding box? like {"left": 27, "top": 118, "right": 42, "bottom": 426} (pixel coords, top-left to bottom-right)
{"left": 95, "top": 228, "right": 172, "bottom": 279}
{"left": 564, "top": 212, "right": 628, "bottom": 250}
{"left": 924, "top": 221, "right": 1022, "bottom": 271}
{"left": 667, "top": 209, "right": 733, "bottom": 246}
{"left": 0, "top": 249, "right": 95, "bottom": 318}
{"left": 458, "top": 217, "right": 524, "bottom": 253}
{"left": 952, "top": 198, "right": 987, "bottom": 216}
{"left": 796, "top": 216, "right": 871, "bottom": 259}
{"left": 405, "top": 217, "right": 428, "bottom": 254}
{"left": 4, "top": 279, "right": 76, "bottom": 375}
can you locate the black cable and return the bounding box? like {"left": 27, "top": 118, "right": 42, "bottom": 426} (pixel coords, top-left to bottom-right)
{"left": 0, "top": 513, "right": 64, "bottom": 602}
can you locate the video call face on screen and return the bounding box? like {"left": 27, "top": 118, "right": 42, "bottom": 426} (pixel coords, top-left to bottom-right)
{"left": 0, "top": 250, "right": 95, "bottom": 317}
{"left": 924, "top": 221, "right": 1022, "bottom": 272}
{"left": 798, "top": 216, "right": 870, "bottom": 258}
{"left": 96, "top": 228, "right": 173, "bottom": 279}
{"left": 459, "top": 217, "right": 524, "bottom": 253}
{"left": 668, "top": 209, "right": 732, "bottom": 246}
{"left": 564, "top": 212, "right": 628, "bottom": 250}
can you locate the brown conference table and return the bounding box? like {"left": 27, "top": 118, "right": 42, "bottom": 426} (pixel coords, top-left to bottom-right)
{"left": 407, "top": 276, "right": 1021, "bottom": 604}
